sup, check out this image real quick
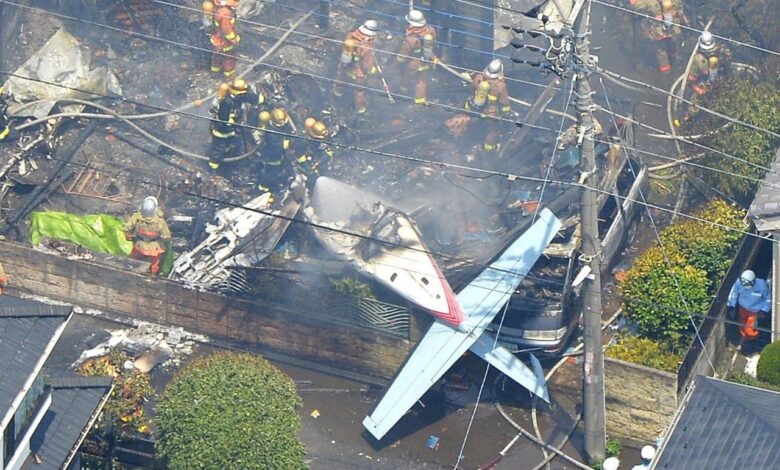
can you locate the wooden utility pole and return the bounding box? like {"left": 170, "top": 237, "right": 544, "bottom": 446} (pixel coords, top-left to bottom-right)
{"left": 574, "top": 0, "right": 606, "bottom": 462}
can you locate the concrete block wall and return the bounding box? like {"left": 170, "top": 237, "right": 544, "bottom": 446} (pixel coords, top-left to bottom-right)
{"left": 0, "top": 240, "right": 412, "bottom": 382}
{"left": 605, "top": 357, "right": 678, "bottom": 443}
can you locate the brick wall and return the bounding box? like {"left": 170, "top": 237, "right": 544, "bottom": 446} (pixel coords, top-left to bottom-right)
{"left": 605, "top": 357, "right": 677, "bottom": 444}
{"left": 0, "top": 240, "right": 412, "bottom": 382}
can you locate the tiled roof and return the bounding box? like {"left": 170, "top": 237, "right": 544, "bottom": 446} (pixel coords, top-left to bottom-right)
{"left": 653, "top": 376, "right": 780, "bottom": 470}
{"left": 29, "top": 376, "right": 113, "bottom": 470}
{"left": 749, "top": 148, "right": 780, "bottom": 231}
{"left": 0, "top": 296, "right": 71, "bottom": 415}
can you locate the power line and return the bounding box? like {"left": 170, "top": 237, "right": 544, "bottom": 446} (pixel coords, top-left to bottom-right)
{"left": 599, "top": 75, "right": 716, "bottom": 372}
{"left": 7, "top": 0, "right": 775, "bottom": 184}
{"left": 590, "top": 0, "right": 780, "bottom": 58}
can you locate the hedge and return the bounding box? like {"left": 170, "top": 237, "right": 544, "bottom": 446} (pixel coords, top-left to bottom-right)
{"left": 620, "top": 199, "right": 745, "bottom": 351}
{"left": 156, "top": 352, "right": 307, "bottom": 469}
{"left": 606, "top": 335, "right": 682, "bottom": 372}
{"left": 757, "top": 341, "right": 780, "bottom": 386}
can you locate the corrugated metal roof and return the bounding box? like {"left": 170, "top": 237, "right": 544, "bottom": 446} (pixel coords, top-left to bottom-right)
{"left": 654, "top": 376, "right": 780, "bottom": 470}
{"left": 29, "top": 376, "right": 113, "bottom": 470}
{"left": 749, "top": 148, "right": 780, "bottom": 232}
{"left": 0, "top": 296, "right": 71, "bottom": 416}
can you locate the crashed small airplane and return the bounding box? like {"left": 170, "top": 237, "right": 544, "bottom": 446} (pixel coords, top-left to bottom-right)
{"left": 305, "top": 177, "right": 465, "bottom": 326}
{"left": 362, "top": 207, "right": 561, "bottom": 440}
{"left": 303, "top": 177, "right": 562, "bottom": 440}
{"left": 169, "top": 177, "right": 303, "bottom": 290}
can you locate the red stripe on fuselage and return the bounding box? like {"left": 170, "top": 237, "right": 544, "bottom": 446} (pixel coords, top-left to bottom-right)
{"left": 428, "top": 255, "right": 465, "bottom": 326}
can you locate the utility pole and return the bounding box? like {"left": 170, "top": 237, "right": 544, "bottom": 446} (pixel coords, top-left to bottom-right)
{"left": 574, "top": 0, "right": 606, "bottom": 462}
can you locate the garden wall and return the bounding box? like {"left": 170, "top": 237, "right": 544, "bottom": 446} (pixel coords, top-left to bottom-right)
{"left": 0, "top": 240, "right": 413, "bottom": 384}
{"left": 605, "top": 357, "right": 677, "bottom": 443}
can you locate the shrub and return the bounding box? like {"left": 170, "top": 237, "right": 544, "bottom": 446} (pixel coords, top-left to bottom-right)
{"left": 757, "top": 341, "right": 780, "bottom": 386}
{"left": 156, "top": 352, "right": 306, "bottom": 470}
{"left": 620, "top": 246, "right": 711, "bottom": 349}
{"left": 606, "top": 335, "right": 682, "bottom": 372}
{"left": 691, "top": 78, "right": 780, "bottom": 203}
{"left": 661, "top": 200, "right": 746, "bottom": 285}
{"left": 606, "top": 438, "right": 622, "bottom": 458}
{"left": 331, "top": 276, "right": 376, "bottom": 299}
{"left": 727, "top": 372, "right": 780, "bottom": 393}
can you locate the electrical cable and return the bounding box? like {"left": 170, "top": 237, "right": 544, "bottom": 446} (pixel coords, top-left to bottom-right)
{"left": 599, "top": 76, "right": 716, "bottom": 371}
{"left": 590, "top": 0, "right": 780, "bottom": 58}
{"left": 148, "top": 0, "right": 556, "bottom": 91}
{"left": 6, "top": 65, "right": 780, "bottom": 244}
{"left": 7, "top": 0, "right": 775, "bottom": 185}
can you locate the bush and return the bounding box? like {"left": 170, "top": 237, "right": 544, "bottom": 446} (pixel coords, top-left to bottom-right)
{"left": 661, "top": 200, "right": 746, "bottom": 285}
{"left": 606, "top": 335, "right": 682, "bottom": 372}
{"left": 691, "top": 78, "right": 780, "bottom": 203}
{"left": 156, "top": 352, "right": 306, "bottom": 470}
{"left": 757, "top": 341, "right": 780, "bottom": 386}
{"left": 727, "top": 372, "right": 780, "bottom": 393}
{"left": 606, "top": 438, "right": 622, "bottom": 458}
{"left": 620, "top": 246, "right": 711, "bottom": 349}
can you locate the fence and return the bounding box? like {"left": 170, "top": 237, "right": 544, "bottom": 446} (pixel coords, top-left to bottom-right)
{"left": 675, "top": 225, "right": 761, "bottom": 396}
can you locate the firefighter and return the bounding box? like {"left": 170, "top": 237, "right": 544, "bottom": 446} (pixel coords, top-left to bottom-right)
{"left": 257, "top": 108, "right": 296, "bottom": 192}
{"left": 728, "top": 270, "right": 771, "bottom": 343}
{"left": 334, "top": 20, "right": 379, "bottom": 114}
{"left": 396, "top": 10, "right": 437, "bottom": 106}
{"left": 227, "top": 77, "right": 266, "bottom": 125}
{"left": 204, "top": 0, "right": 240, "bottom": 78}
{"left": 125, "top": 196, "right": 171, "bottom": 275}
{"left": 466, "top": 59, "right": 512, "bottom": 153}
{"left": 642, "top": 0, "right": 687, "bottom": 73}
{"left": 0, "top": 259, "right": 8, "bottom": 295}
{"left": 688, "top": 31, "right": 731, "bottom": 96}
{"left": 295, "top": 117, "right": 334, "bottom": 183}
{"left": 0, "top": 87, "right": 12, "bottom": 142}
{"left": 208, "top": 83, "right": 241, "bottom": 170}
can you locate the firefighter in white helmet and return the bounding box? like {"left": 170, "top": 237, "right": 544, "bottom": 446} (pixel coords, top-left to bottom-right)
{"left": 334, "top": 20, "right": 379, "bottom": 114}
{"left": 466, "top": 59, "right": 512, "bottom": 152}
{"left": 630, "top": 445, "right": 656, "bottom": 470}
{"left": 396, "top": 10, "right": 438, "bottom": 106}
{"left": 125, "top": 196, "right": 171, "bottom": 275}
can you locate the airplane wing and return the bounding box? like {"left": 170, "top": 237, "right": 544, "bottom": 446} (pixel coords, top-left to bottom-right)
{"left": 363, "top": 209, "right": 561, "bottom": 440}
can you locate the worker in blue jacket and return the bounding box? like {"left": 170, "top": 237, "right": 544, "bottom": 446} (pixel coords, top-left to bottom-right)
{"left": 727, "top": 270, "right": 771, "bottom": 341}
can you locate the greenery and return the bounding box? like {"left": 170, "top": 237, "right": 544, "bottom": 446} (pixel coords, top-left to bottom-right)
{"left": 620, "top": 200, "right": 746, "bottom": 350}
{"left": 78, "top": 350, "right": 153, "bottom": 436}
{"left": 156, "top": 351, "right": 306, "bottom": 470}
{"left": 606, "top": 335, "right": 682, "bottom": 372}
{"left": 606, "top": 438, "right": 622, "bottom": 458}
{"left": 691, "top": 78, "right": 780, "bottom": 203}
{"left": 757, "top": 341, "right": 780, "bottom": 386}
{"left": 727, "top": 372, "right": 780, "bottom": 393}
{"left": 331, "top": 276, "right": 376, "bottom": 299}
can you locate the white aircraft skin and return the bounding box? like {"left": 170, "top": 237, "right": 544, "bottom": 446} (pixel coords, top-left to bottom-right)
{"left": 363, "top": 208, "right": 562, "bottom": 441}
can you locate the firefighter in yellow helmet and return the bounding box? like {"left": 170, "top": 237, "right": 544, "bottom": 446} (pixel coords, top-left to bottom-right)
{"left": 257, "top": 107, "right": 296, "bottom": 192}
{"left": 208, "top": 82, "right": 241, "bottom": 170}
{"left": 227, "top": 78, "right": 266, "bottom": 124}
{"left": 125, "top": 196, "right": 171, "bottom": 275}
{"left": 466, "top": 59, "right": 512, "bottom": 152}
{"left": 396, "top": 10, "right": 437, "bottom": 106}
{"left": 295, "top": 117, "right": 334, "bottom": 184}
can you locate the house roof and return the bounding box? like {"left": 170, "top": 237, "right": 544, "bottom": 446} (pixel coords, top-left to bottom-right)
{"left": 0, "top": 296, "right": 72, "bottom": 415}
{"left": 653, "top": 376, "right": 780, "bottom": 470}
{"left": 28, "top": 376, "right": 113, "bottom": 470}
{"left": 749, "top": 147, "right": 780, "bottom": 232}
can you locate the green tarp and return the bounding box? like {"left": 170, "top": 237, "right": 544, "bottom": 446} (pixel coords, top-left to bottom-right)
{"left": 29, "top": 211, "right": 133, "bottom": 256}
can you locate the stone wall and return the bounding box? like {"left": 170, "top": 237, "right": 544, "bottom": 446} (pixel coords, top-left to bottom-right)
{"left": 0, "top": 240, "right": 412, "bottom": 382}
{"left": 605, "top": 357, "right": 677, "bottom": 443}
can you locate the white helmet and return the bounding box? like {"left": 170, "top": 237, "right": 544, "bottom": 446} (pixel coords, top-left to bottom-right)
{"left": 740, "top": 270, "right": 756, "bottom": 287}
{"left": 641, "top": 445, "right": 656, "bottom": 461}
{"left": 602, "top": 456, "right": 620, "bottom": 470}
{"left": 699, "top": 31, "right": 715, "bottom": 51}
{"left": 358, "top": 19, "right": 379, "bottom": 36}
{"left": 484, "top": 59, "right": 503, "bottom": 78}
{"left": 406, "top": 9, "right": 426, "bottom": 27}
{"left": 140, "top": 196, "right": 158, "bottom": 218}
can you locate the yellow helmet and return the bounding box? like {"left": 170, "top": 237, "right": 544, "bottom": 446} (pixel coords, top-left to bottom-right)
{"left": 304, "top": 117, "right": 316, "bottom": 130}
{"left": 310, "top": 121, "right": 328, "bottom": 139}
{"left": 661, "top": 0, "right": 674, "bottom": 11}
{"left": 230, "top": 78, "right": 248, "bottom": 95}
{"left": 708, "top": 55, "right": 719, "bottom": 67}
{"left": 259, "top": 111, "right": 272, "bottom": 124}
{"left": 217, "top": 82, "right": 230, "bottom": 99}
{"left": 270, "top": 108, "right": 288, "bottom": 127}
